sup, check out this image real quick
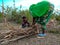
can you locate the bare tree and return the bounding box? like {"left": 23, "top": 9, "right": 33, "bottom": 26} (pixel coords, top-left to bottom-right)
{"left": 13, "top": 0, "right": 15, "bottom": 9}
{"left": 2, "top": 0, "right": 7, "bottom": 26}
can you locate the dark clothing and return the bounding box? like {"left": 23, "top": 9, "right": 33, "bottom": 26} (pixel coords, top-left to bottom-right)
{"left": 22, "top": 19, "right": 30, "bottom": 28}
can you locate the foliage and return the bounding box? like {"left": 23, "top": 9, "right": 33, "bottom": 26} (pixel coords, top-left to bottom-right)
{"left": 0, "top": 12, "right": 3, "bottom": 22}
{"left": 0, "top": 12, "right": 2, "bottom": 18}
{"left": 24, "top": 10, "right": 32, "bottom": 23}
{"left": 55, "top": 15, "right": 60, "bottom": 21}
{"left": 0, "top": 5, "right": 60, "bottom": 24}
{"left": 51, "top": 12, "right": 60, "bottom": 21}
{"left": 48, "top": 30, "right": 60, "bottom": 34}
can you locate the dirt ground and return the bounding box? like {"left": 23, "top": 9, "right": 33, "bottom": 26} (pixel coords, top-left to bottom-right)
{"left": 0, "top": 23, "right": 60, "bottom": 45}
{"left": 11, "top": 33, "right": 60, "bottom": 45}
{"left": 0, "top": 33, "right": 60, "bottom": 45}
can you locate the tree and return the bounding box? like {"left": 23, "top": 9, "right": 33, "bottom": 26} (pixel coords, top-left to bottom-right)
{"left": 24, "top": 10, "right": 32, "bottom": 23}
{"left": 0, "top": 12, "right": 3, "bottom": 22}
{"left": 5, "top": 6, "right": 12, "bottom": 21}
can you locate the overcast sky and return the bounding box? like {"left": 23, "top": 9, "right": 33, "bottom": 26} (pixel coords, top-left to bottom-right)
{"left": 0, "top": 0, "right": 60, "bottom": 11}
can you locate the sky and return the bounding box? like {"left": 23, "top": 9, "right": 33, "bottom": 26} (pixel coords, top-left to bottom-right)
{"left": 0, "top": 0, "right": 60, "bottom": 11}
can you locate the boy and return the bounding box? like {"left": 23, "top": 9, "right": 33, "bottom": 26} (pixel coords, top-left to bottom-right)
{"left": 22, "top": 16, "right": 30, "bottom": 28}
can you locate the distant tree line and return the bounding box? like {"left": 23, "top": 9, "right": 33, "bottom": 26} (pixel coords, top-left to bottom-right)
{"left": 0, "top": 6, "right": 60, "bottom": 24}
{"left": 0, "top": 6, "right": 32, "bottom": 24}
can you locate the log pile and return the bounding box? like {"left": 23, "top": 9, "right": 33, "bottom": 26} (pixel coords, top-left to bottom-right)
{"left": 3, "top": 23, "right": 38, "bottom": 39}
{"left": 0, "top": 23, "right": 41, "bottom": 44}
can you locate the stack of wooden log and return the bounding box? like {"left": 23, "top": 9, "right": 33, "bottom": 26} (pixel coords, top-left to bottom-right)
{"left": 3, "top": 23, "right": 38, "bottom": 39}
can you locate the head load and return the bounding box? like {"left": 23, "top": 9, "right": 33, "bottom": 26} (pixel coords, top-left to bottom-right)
{"left": 29, "top": 1, "right": 54, "bottom": 17}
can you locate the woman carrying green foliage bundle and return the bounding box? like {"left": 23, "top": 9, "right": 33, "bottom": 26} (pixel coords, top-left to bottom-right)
{"left": 29, "top": 1, "right": 54, "bottom": 36}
